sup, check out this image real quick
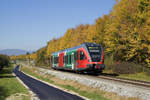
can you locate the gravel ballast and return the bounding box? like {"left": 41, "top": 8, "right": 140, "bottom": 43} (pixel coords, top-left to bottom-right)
{"left": 35, "top": 67, "right": 150, "bottom": 100}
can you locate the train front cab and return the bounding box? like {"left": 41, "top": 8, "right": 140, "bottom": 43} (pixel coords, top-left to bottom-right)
{"left": 76, "top": 46, "right": 105, "bottom": 73}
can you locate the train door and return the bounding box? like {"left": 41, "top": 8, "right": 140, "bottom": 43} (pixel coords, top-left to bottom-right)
{"left": 78, "top": 49, "right": 87, "bottom": 68}
{"left": 75, "top": 51, "right": 79, "bottom": 69}
{"left": 65, "top": 52, "right": 72, "bottom": 69}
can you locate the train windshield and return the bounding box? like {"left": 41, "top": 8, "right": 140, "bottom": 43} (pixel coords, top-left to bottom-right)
{"left": 87, "top": 46, "right": 101, "bottom": 62}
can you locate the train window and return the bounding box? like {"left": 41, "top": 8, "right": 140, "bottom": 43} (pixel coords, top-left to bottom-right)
{"left": 56, "top": 57, "right": 59, "bottom": 63}
{"left": 54, "top": 57, "right": 59, "bottom": 64}
{"left": 65, "top": 55, "right": 68, "bottom": 64}
{"left": 56, "top": 57, "right": 57, "bottom": 64}
{"left": 54, "top": 57, "right": 56, "bottom": 64}
{"left": 63, "top": 56, "right": 65, "bottom": 64}
{"left": 87, "top": 45, "right": 101, "bottom": 62}
{"left": 65, "top": 56, "right": 66, "bottom": 64}
{"left": 56, "top": 57, "right": 58, "bottom": 64}
{"left": 68, "top": 55, "right": 69, "bottom": 64}
{"left": 69, "top": 55, "right": 71, "bottom": 64}
{"left": 72, "top": 54, "right": 74, "bottom": 62}
{"left": 54, "top": 57, "right": 55, "bottom": 64}
{"left": 68, "top": 55, "right": 70, "bottom": 64}
{"left": 80, "top": 51, "right": 86, "bottom": 60}
{"left": 52, "top": 56, "right": 54, "bottom": 64}
{"left": 74, "top": 52, "right": 78, "bottom": 60}
{"left": 67, "top": 55, "right": 68, "bottom": 64}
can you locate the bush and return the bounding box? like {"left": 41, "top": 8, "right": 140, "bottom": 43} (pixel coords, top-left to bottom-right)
{"left": 112, "top": 62, "right": 143, "bottom": 74}
{"left": 143, "top": 67, "right": 150, "bottom": 76}
{"left": 145, "top": 69, "right": 150, "bottom": 76}
{"left": 0, "top": 54, "right": 10, "bottom": 70}
{"left": 104, "top": 54, "right": 115, "bottom": 70}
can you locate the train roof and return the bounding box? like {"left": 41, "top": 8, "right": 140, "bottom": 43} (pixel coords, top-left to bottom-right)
{"left": 51, "top": 43, "right": 101, "bottom": 56}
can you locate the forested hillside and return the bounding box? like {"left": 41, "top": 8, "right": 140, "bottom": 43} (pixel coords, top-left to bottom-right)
{"left": 11, "top": 0, "right": 150, "bottom": 67}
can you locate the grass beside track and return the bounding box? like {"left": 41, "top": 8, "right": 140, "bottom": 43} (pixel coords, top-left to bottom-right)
{"left": 21, "top": 66, "right": 140, "bottom": 100}
{"left": 118, "top": 72, "right": 150, "bottom": 82}
{"left": 0, "top": 65, "right": 30, "bottom": 100}
{"left": 103, "top": 70, "right": 150, "bottom": 82}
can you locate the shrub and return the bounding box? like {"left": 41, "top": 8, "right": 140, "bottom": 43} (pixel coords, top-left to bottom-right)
{"left": 143, "top": 67, "right": 150, "bottom": 76}
{"left": 145, "top": 69, "right": 150, "bottom": 76}
{"left": 0, "top": 54, "right": 10, "bottom": 70}
{"left": 104, "top": 54, "right": 115, "bottom": 70}
{"left": 112, "top": 62, "right": 143, "bottom": 74}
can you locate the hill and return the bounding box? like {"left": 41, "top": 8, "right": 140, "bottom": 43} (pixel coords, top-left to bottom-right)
{"left": 0, "top": 49, "right": 32, "bottom": 56}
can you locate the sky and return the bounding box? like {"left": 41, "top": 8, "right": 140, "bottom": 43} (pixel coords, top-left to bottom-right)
{"left": 0, "top": 0, "right": 116, "bottom": 51}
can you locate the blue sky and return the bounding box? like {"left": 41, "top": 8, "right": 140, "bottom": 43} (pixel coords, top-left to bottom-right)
{"left": 0, "top": 0, "right": 116, "bottom": 51}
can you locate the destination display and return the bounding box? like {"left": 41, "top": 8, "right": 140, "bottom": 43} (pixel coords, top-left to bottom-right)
{"left": 88, "top": 47, "right": 100, "bottom": 53}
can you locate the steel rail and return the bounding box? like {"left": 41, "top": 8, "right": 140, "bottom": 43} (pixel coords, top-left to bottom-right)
{"left": 97, "top": 75, "right": 150, "bottom": 87}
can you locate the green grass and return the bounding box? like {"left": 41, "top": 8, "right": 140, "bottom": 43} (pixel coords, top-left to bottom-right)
{"left": 0, "top": 65, "right": 30, "bottom": 100}
{"left": 21, "top": 67, "right": 54, "bottom": 83}
{"left": 118, "top": 72, "right": 150, "bottom": 82}
{"left": 21, "top": 66, "right": 108, "bottom": 100}
{"left": 103, "top": 70, "right": 150, "bottom": 82}
{"left": 60, "top": 84, "right": 107, "bottom": 100}
{"left": 103, "top": 69, "right": 150, "bottom": 82}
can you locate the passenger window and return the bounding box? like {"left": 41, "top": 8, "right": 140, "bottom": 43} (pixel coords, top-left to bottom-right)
{"left": 54, "top": 57, "right": 58, "bottom": 64}
{"left": 72, "top": 55, "right": 74, "bottom": 62}
{"left": 63, "top": 56, "right": 65, "bottom": 63}
{"left": 80, "top": 51, "right": 86, "bottom": 60}
{"left": 74, "top": 52, "right": 78, "bottom": 60}
{"left": 66, "top": 55, "right": 68, "bottom": 64}
{"left": 69, "top": 55, "right": 71, "bottom": 64}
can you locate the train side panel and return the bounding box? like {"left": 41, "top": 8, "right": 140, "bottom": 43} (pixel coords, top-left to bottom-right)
{"left": 59, "top": 52, "right": 64, "bottom": 67}
{"left": 77, "top": 48, "right": 90, "bottom": 69}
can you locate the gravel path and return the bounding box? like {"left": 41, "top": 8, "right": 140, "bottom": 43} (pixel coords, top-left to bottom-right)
{"left": 36, "top": 67, "right": 150, "bottom": 100}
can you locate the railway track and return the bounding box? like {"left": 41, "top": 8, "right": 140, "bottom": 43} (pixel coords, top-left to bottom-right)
{"left": 52, "top": 69, "right": 150, "bottom": 88}
{"left": 20, "top": 65, "right": 150, "bottom": 88}
{"left": 51, "top": 68, "right": 150, "bottom": 88}
{"left": 96, "top": 75, "right": 150, "bottom": 88}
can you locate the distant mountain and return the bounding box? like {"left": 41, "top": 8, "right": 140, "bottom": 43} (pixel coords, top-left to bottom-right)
{"left": 0, "top": 49, "right": 32, "bottom": 56}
